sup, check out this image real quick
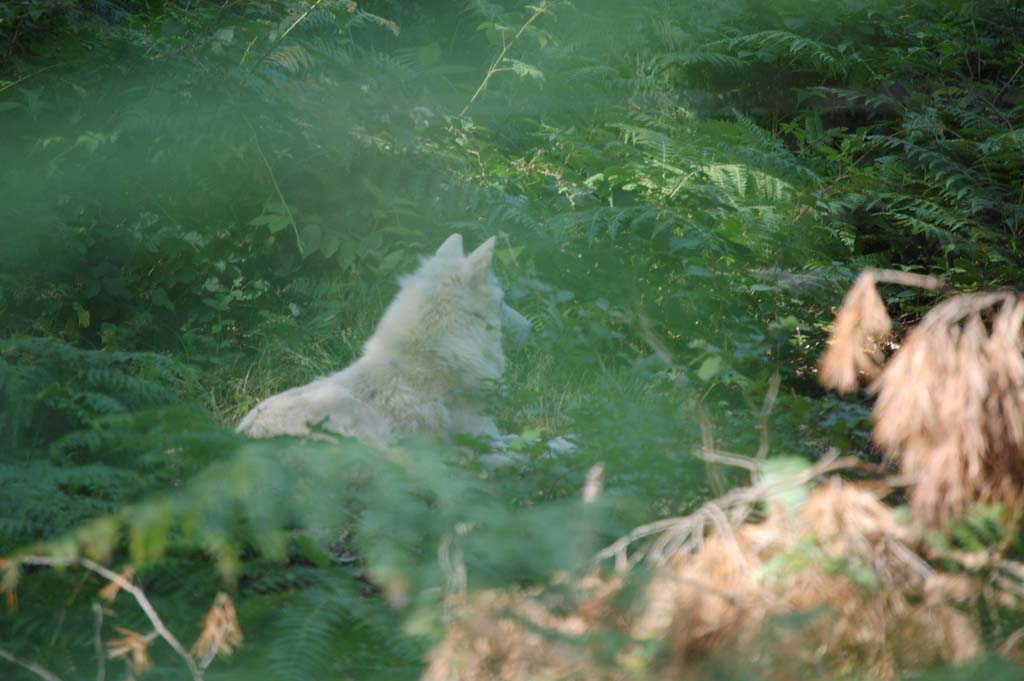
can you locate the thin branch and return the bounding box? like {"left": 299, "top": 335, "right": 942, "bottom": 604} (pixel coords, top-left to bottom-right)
{"left": 93, "top": 603, "right": 106, "bottom": 681}
{"left": 460, "top": 2, "right": 548, "bottom": 116}
{"left": 755, "top": 371, "right": 781, "bottom": 463}
{"left": 637, "top": 313, "right": 680, "bottom": 374}
{"left": 692, "top": 447, "right": 762, "bottom": 473}
{"left": 862, "top": 268, "right": 945, "bottom": 290}
{"left": 247, "top": 120, "right": 302, "bottom": 249}
{"left": 280, "top": 0, "right": 326, "bottom": 43}
{"left": 18, "top": 556, "right": 204, "bottom": 681}
{"left": 698, "top": 405, "right": 727, "bottom": 495}
{"left": 0, "top": 647, "right": 65, "bottom": 681}
{"left": 995, "top": 60, "right": 1024, "bottom": 102}
{"left": 0, "top": 63, "right": 61, "bottom": 94}
{"left": 239, "top": 36, "right": 258, "bottom": 66}
{"left": 595, "top": 449, "right": 859, "bottom": 570}
{"left": 582, "top": 463, "right": 604, "bottom": 503}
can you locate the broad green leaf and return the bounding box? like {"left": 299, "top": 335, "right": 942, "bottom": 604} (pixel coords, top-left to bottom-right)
{"left": 320, "top": 231, "right": 341, "bottom": 258}
{"left": 299, "top": 224, "right": 322, "bottom": 257}
{"left": 250, "top": 213, "right": 292, "bottom": 234}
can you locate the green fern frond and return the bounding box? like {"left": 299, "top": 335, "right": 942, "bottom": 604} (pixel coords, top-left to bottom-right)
{"left": 720, "top": 30, "right": 847, "bottom": 76}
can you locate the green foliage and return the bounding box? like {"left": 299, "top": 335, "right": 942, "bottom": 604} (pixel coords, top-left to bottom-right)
{"left": 1, "top": 0, "right": 1023, "bottom": 679}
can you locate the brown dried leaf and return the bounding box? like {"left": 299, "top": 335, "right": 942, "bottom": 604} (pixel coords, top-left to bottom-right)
{"left": 1, "top": 558, "right": 18, "bottom": 611}
{"left": 99, "top": 565, "right": 135, "bottom": 603}
{"left": 819, "top": 272, "right": 892, "bottom": 393}
{"left": 872, "top": 292, "right": 1024, "bottom": 527}
{"left": 191, "top": 592, "right": 243, "bottom": 661}
{"left": 107, "top": 627, "right": 153, "bottom": 673}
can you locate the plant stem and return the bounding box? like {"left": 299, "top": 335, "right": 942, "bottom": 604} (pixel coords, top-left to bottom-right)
{"left": 461, "top": 3, "right": 548, "bottom": 116}
{"left": 19, "top": 556, "right": 205, "bottom": 681}
{"left": 0, "top": 647, "right": 65, "bottom": 681}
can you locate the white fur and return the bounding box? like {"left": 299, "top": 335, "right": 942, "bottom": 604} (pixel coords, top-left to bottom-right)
{"left": 237, "top": 234, "right": 530, "bottom": 445}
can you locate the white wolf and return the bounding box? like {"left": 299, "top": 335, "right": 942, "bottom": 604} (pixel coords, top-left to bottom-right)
{"left": 237, "top": 234, "right": 530, "bottom": 445}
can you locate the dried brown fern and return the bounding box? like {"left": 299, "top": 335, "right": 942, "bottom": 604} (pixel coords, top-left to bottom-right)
{"left": 424, "top": 472, "right": 986, "bottom": 681}
{"left": 631, "top": 479, "right": 979, "bottom": 680}
{"left": 820, "top": 271, "right": 1024, "bottom": 528}
{"left": 819, "top": 271, "right": 894, "bottom": 393}
{"left": 422, "top": 579, "right": 628, "bottom": 681}
{"left": 870, "top": 292, "right": 1024, "bottom": 527}
{"left": 819, "top": 269, "right": 944, "bottom": 394}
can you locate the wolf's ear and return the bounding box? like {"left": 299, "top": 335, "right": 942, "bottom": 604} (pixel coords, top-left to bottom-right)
{"left": 463, "top": 236, "right": 496, "bottom": 284}
{"left": 436, "top": 233, "right": 464, "bottom": 259}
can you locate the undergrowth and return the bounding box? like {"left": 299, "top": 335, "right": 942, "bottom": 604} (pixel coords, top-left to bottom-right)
{"left": 1, "top": 1, "right": 1021, "bottom": 679}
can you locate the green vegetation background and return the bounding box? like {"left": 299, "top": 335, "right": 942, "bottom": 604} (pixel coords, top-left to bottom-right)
{"left": 1, "top": 1, "right": 1022, "bottom": 679}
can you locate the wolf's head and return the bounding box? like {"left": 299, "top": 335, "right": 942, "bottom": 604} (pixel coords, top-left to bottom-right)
{"left": 362, "top": 234, "right": 530, "bottom": 390}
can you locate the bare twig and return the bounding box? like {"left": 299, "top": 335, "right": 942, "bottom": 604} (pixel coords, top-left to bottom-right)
{"left": 698, "top": 406, "right": 727, "bottom": 495}
{"left": 280, "top": 0, "right": 326, "bottom": 43}
{"left": 755, "top": 371, "right": 781, "bottom": 464}
{"left": 582, "top": 463, "right": 604, "bottom": 503}
{"left": 460, "top": 2, "right": 549, "bottom": 116}
{"left": 637, "top": 314, "right": 681, "bottom": 374}
{"left": 595, "top": 449, "right": 859, "bottom": 570}
{"left": 239, "top": 36, "right": 258, "bottom": 66}
{"left": 862, "top": 268, "right": 945, "bottom": 290}
{"left": 439, "top": 522, "right": 474, "bottom": 610}
{"left": 93, "top": 603, "right": 106, "bottom": 681}
{"left": 995, "top": 60, "right": 1024, "bottom": 102}
{"left": 692, "top": 447, "right": 762, "bottom": 473}
{"left": 695, "top": 371, "right": 780, "bottom": 488}
{"left": 18, "top": 556, "right": 204, "bottom": 681}
{"left": 0, "top": 647, "right": 64, "bottom": 681}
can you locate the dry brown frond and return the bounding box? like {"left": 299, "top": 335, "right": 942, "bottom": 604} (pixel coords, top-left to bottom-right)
{"left": 871, "top": 291, "right": 1024, "bottom": 527}
{"left": 98, "top": 565, "right": 135, "bottom": 603}
{"left": 424, "top": 477, "right": 986, "bottom": 681}
{"left": 819, "top": 272, "right": 892, "bottom": 393}
{"left": 0, "top": 558, "right": 18, "bottom": 611}
{"left": 422, "top": 583, "right": 627, "bottom": 681}
{"left": 107, "top": 627, "right": 154, "bottom": 673}
{"left": 191, "top": 592, "right": 243, "bottom": 663}
{"left": 636, "top": 479, "right": 981, "bottom": 680}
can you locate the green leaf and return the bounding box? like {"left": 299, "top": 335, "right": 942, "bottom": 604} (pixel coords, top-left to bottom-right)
{"left": 497, "top": 246, "right": 523, "bottom": 265}
{"left": 336, "top": 249, "right": 355, "bottom": 269}
{"left": 293, "top": 534, "right": 332, "bottom": 568}
{"left": 72, "top": 303, "right": 91, "bottom": 328}
{"left": 505, "top": 58, "right": 545, "bottom": 81}
{"left": 378, "top": 249, "right": 404, "bottom": 272}
{"left": 418, "top": 42, "right": 442, "bottom": 66}
{"left": 250, "top": 213, "right": 292, "bottom": 234}
{"left": 697, "top": 355, "right": 722, "bottom": 382}
{"left": 320, "top": 232, "right": 341, "bottom": 258}
{"left": 299, "top": 224, "right": 322, "bottom": 257}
